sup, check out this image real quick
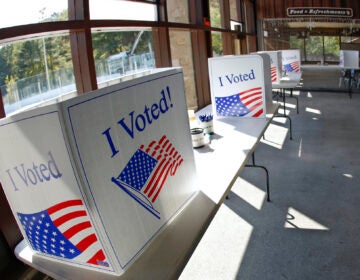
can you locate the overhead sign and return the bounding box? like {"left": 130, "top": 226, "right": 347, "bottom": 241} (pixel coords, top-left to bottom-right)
{"left": 287, "top": 7, "right": 353, "bottom": 17}
{"left": 0, "top": 68, "right": 198, "bottom": 276}
{"left": 208, "top": 55, "right": 268, "bottom": 118}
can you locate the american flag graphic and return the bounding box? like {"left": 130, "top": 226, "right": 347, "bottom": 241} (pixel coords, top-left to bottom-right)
{"left": 17, "top": 199, "right": 110, "bottom": 268}
{"left": 111, "top": 135, "right": 183, "bottom": 219}
{"left": 215, "top": 87, "right": 264, "bottom": 117}
{"left": 284, "top": 61, "right": 300, "bottom": 72}
{"left": 270, "top": 66, "right": 278, "bottom": 82}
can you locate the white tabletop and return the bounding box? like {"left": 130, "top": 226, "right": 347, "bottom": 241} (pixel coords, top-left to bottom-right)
{"left": 15, "top": 104, "right": 279, "bottom": 280}
{"left": 272, "top": 72, "right": 302, "bottom": 89}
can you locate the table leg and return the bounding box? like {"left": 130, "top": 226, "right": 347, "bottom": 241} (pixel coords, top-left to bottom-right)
{"left": 245, "top": 153, "right": 271, "bottom": 202}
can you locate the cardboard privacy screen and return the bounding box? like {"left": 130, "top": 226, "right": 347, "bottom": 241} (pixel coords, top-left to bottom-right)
{"left": 281, "top": 49, "right": 301, "bottom": 73}
{"left": 208, "top": 54, "right": 268, "bottom": 118}
{"left": 339, "top": 50, "right": 359, "bottom": 69}
{"left": 259, "top": 51, "right": 283, "bottom": 83}
{"left": 0, "top": 68, "right": 198, "bottom": 277}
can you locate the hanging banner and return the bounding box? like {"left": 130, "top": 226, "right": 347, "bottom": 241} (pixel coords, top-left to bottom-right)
{"left": 208, "top": 55, "right": 268, "bottom": 118}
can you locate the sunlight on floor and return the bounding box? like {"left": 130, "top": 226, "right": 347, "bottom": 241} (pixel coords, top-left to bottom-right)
{"left": 232, "top": 177, "right": 266, "bottom": 210}
{"left": 261, "top": 123, "right": 288, "bottom": 149}
{"left": 284, "top": 207, "right": 329, "bottom": 230}
{"left": 305, "top": 107, "right": 322, "bottom": 115}
{"left": 298, "top": 138, "right": 302, "bottom": 158}
{"left": 272, "top": 116, "right": 287, "bottom": 124}
{"left": 343, "top": 173, "right": 353, "bottom": 179}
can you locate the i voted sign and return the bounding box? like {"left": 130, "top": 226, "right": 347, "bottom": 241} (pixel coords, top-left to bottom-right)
{"left": 0, "top": 68, "right": 198, "bottom": 277}
{"left": 62, "top": 68, "right": 197, "bottom": 271}
{"left": 282, "top": 49, "right": 301, "bottom": 73}
{"left": 259, "top": 51, "right": 282, "bottom": 83}
{"left": 208, "top": 55, "right": 267, "bottom": 118}
{"left": 0, "top": 106, "right": 116, "bottom": 274}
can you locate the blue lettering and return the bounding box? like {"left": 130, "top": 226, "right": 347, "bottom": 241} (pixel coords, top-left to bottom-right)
{"left": 135, "top": 114, "right": 146, "bottom": 132}
{"left": 48, "top": 151, "right": 62, "bottom": 179}
{"left": 218, "top": 77, "right": 224, "bottom": 87}
{"left": 151, "top": 103, "right": 159, "bottom": 119}
{"left": 14, "top": 164, "right": 28, "bottom": 186}
{"left": 39, "top": 163, "right": 50, "bottom": 181}
{"left": 225, "top": 74, "right": 234, "bottom": 84}
{"left": 109, "top": 87, "right": 173, "bottom": 141}
{"left": 102, "top": 127, "right": 119, "bottom": 157}
{"left": 27, "top": 169, "right": 37, "bottom": 185}
{"left": 118, "top": 111, "right": 135, "bottom": 139}
{"left": 218, "top": 69, "right": 256, "bottom": 86}
{"left": 6, "top": 169, "right": 19, "bottom": 191}
{"left": 5, "top": 151, "right": 62, "bottom": 191}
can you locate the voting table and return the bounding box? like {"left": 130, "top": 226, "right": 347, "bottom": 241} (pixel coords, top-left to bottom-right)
{"left": 6, "top": 54, "right": 284, "bottom": 279}
{"left": 14, "top": 102, "right": 280, "bottom": 280}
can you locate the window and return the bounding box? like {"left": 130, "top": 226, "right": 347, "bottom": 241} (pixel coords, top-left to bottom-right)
{"left": 324, "top": 36, "right": 340, "bottom": 62}
{"left": 210, "top": 0, "right": 222, "bottom": 28}
{"left": 212, "top": 32, "right": 223, "bottom": 56}
{"left": 290, "top": 36, "right": 305, "bottom": 61}
{"left": 0, "top": 35, "right": 74, "bottom": 115}
{"left": 0, "top": 0, "right": 68, "bottom": 28}
{"left": 89, "top": 0, "right": 157, "bottom": 21}
{"left": 290, "top": 35, "right": 340, "bottom": 63}
{"left": 91, "top": 30, "right": 155, "bottom": 87}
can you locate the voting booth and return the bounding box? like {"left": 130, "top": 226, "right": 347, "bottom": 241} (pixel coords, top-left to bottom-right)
{"left": 208, "top": 54, "right": 271, "bottom": 118}
{"left": 339, "top": 50, "right": 359, "bottom": 69}
{"left": 0, "top": 68, "right": 198, "bottom": 277}
{"left": 281, "top": 49, "right": 301, "bottom": 73}
{"left": 259, "top": 51, "right": 283, "bottom": 83}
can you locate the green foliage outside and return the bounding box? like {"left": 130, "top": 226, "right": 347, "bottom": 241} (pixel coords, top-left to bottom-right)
{"left": 0, "top": 9, "right": 153, "bottom": 97}
{"left": 290, "top": 35, "right": 340, "bottom": 62}
{"left": 210, "top": 0, "right": 223, "bottom": 56}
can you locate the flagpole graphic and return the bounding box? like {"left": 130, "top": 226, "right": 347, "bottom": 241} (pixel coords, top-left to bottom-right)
{"left": 111, "top": 135, "right": 184, "bottom": 219}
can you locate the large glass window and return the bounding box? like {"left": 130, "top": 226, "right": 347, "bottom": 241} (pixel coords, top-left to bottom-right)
{"left": 212, "top": 32, "right": 223, "bottom": 56}
{"left": 90, "top": 0, "right": 157, "bottom": 21}
{"left": 305, "top": 36, "right": 323, "bottom": 62}
{"left": 0, "top": 0, "right": 67, "bottom": 28}
{"left": 91, "top": 30, "right": 155, "bottom": 87}
{"left": 0, "top": 35, "right": 74, "bottom": 115}
{"left": 210, "top": 0, "right": 222, "bottom": 28}
{"left": 290, "top": 36, "right": 305, "bottom": 61}
{"left": 324, "top": 36, "right": 340, "bottom": 62}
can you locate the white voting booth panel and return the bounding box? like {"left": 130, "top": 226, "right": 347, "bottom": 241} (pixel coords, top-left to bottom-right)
{"left": 0, "top": 68, "right": 198, "bottom": 278}
{"left": 259, "top": 51, "right": 282, "bottom": 83}
{"left": 339, "top": 50, "right": 359, "bottom": 68}
{"left": 281, "top": 49, "right": 301, "bottom": 73}
{"left": 208, "top": 54, "right": 270, "bottom": 119}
